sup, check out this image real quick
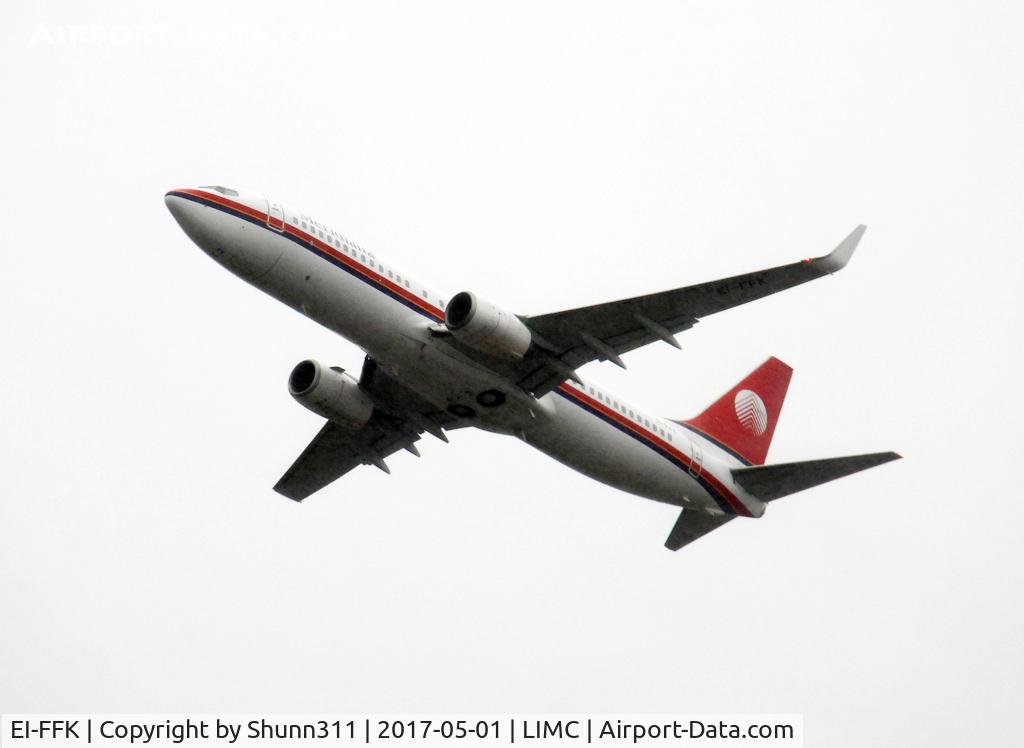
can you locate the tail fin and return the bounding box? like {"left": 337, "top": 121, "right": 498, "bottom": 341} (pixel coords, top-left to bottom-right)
{"left": 680, "top": 357, "right": 793, "bottom": 465}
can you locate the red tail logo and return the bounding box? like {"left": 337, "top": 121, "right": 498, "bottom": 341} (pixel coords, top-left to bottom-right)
{"left": 681, "top": 357, "right": 793, "bottom": 465}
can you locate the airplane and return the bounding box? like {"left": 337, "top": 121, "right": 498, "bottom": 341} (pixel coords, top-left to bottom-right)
{"left": 165, "top": 184, "right": 900, "bottom": 550}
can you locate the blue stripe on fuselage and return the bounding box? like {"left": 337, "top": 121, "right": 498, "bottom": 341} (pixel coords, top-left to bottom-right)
{"left": 674, "top": 421, "right": 754, "bottom": 467}
{"left": 554, "top": 387, "right": 736, "bottom": 514}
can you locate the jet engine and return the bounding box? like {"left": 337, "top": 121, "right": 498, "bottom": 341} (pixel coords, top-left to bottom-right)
{"left": 444, "top": 291, "right": 532, "bottom": 359}
{"left": 288, "top": 359, "right": 374, "bottom": 428}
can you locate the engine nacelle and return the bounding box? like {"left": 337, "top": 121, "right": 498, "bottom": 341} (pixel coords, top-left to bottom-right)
{"left": 288, "top": 359, "right": 374, "bottom": 428}
{"left": 444, "top": 291, "right": 532, "bottom": 359}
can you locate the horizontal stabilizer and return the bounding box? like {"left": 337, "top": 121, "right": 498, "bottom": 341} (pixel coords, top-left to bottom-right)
{"left": 732, "top": 451, "right": 901, "bottom": 502}
{"left": 665, "top": 508, "right": 734, "bottom": 551}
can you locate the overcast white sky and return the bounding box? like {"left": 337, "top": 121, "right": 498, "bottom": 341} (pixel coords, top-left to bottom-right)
{"left": 2, "top": 1, "right": 1023, "bottom": 745}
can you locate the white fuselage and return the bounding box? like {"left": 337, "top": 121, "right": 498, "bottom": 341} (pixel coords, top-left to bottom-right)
{"left": 165, "top": 186, "right": 763, "bottom": 518}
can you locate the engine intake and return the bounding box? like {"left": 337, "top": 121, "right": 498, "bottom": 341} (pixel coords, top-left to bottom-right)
{"left": 444, "top": 291, "right": 532, "bottom": 359}
{"left": 288, "top": 359, "right": 374, "bottom": 428}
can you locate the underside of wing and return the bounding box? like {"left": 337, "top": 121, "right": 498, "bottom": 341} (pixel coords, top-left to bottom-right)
{"left": 273, "top": 420, "right": 380, "bottom": 501}
{"left": 514, "top": 226, "right": 866, "bottom": 396}
{"left": 273, "top": 356, "right": 463, "bottom": 502}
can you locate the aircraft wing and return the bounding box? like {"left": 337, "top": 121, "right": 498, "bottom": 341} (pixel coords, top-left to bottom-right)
{"left": 513, "top": 226, "right": 866, "bottom": 396}
{"left": 273, "top": 419, "right": 413, "bottom": 501}
{"left": 273, "top": 357, "right": 463, "bottom": 501}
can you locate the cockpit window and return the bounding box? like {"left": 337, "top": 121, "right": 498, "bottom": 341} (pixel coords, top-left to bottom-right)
{"left": 199, "top": 185, "right": 239, "bottom": 197}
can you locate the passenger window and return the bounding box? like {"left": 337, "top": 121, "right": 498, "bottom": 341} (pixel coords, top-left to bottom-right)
{"left": 387, "top": 270, "right": 393, "bottom": 278}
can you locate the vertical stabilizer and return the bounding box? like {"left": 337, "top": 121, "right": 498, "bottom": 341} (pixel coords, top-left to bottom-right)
{"left": 681, "top": 357, "right": 793, "bottom": 465}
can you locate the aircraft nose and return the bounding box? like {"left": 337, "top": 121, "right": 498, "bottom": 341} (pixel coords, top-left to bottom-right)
{"left": 165, "top": 190, "right": 191, "bottom": 229}
{"left": 164, "top": 188, "right": 283, "bottom": 281}
{"left": 164, "top": 190, "right": 213, "bottom": 249}
{"left": 164, "top": 190, "right": 187, "bottom": 223}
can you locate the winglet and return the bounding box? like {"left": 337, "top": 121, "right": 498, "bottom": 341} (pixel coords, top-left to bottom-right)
{"left": 813, "top": 224, "right": 866, "bottom": 273}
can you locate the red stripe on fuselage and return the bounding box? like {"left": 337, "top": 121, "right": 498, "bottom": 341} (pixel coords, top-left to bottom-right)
{"left": 556, "top": 382, "right": 752, "bottom": 516}
{"left": 170, "top": 188, "right": 446, "bottom": 320}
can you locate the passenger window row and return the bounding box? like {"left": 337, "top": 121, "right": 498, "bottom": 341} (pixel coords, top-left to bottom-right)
{"left": 584, "top": 385, "right": 672, "bottom": 441}
{"left": 289, "top": 214, "right": 416, "bottom": 292}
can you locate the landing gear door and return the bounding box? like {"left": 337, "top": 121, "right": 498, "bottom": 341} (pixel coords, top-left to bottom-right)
{"left": 266, "top": 197, "right": 286, "bottom": 232}
{"left": 688, "top": 438, "right": 703, "bottom": 478}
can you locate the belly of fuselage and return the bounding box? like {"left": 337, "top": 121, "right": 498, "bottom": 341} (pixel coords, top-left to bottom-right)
{"left": 241, "top": 226, "right": 554, "bottom": 435}
{"left": 521, "top": 392, "right": 710, "bottom": 508}
{"left": 223, "top": 215, "right": 719, "bottom": 511}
